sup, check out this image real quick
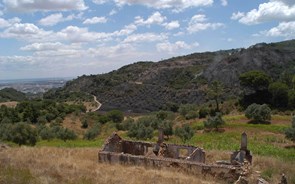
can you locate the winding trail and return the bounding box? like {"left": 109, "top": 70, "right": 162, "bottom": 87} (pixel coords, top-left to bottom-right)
{"left": 92, "top": 95, "right": 102, "bottom": 111}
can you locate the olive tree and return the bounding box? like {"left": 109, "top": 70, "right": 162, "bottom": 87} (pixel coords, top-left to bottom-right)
{"left": 245, "top": 103, "right": 271, "bottom": 124}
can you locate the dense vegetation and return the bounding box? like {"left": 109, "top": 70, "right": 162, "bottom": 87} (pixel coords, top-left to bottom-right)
{"left": 0, "top": 100, "right": 86, "bottom": 145}
{"left": 0, "top": 88, "right": 27, "bottom": 102}
{"left": 43, "top": 40, "right": 295, "bottom": 113}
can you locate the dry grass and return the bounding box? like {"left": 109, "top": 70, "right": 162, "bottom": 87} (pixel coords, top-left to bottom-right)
{"left": 0, "top": 147, "right": 218, "bottom": 184}
{"left": 0, "top": 101, "right": 18, "bottom": 108}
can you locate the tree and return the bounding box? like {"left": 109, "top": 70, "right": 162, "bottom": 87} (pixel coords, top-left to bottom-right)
{"left": 207, "top": 80, "right": 224, "bottom": 112}
{"left": 245, "top": 103, "right": 271, "bottom": 124}
{"left": 84, "top": 124, "right": 100, "bottom": 140}
{"left": 81, "top": 119, "right": 88, "bottom": 129}
{"left": 268, "top": 82, "right": 289, "bottom": 108}
{"left": 56, "top": 128, "right": 77, "bottom": 142}
{"left": 175, "top": 124, "right": 194, "bottom": 143}
{"left": 239, "top": 70, "right": 272, "bottom": 107}
{"left": 203, "top": 112, "right": 225, "bottom": 131}
{"left": 106, "top": 110, "right": 124, "bottom": 123}
{"left": 39, "top": 125, "right": 54, "bottom": 141}
{"left": 239, "top": 70, "right": 271, "bottom": 90}
{"left": 127, "top": 123, "right": 153, "bottom": 140}
{"left": 10, "top": 122, "right": 37, "bottom": 146}
{"left": 285, "top": 116, "right": 295, "bottom": 143}
{"left": 179, "top": 104, "right": 197, "bottom": 117}
{"left": 288, "top": 90, "right": 295, "bottom": 108}
{"left": 160, "top": 120, "right": 174, "bottom": 139}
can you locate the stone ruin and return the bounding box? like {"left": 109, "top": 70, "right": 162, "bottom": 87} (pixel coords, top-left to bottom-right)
{"left": 98, "top": 131, "right": 252, "bottom": 183}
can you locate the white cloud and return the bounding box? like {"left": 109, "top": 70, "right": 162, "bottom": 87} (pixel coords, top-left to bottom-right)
{"left": 3, "top": 0, "right": 87, "bottom": 12}
{"left": 164, "top": 21, "right": 180, "bottom": 30}
{"left": 113, "top": 0, "right": 213, "bottom": 11}
{"left": 135, "top": 12, "right": 166, "bottom": 26}
{"left": 0, "top": 17, "right": 21, "bottom": 28}
{"left": 1, "top": 23, "right": 53, "bottom": 42}
{"left": 232, "top": 0, "right": 295, "bottom": 25}
{"left": 123, "top": 33, "right": 167, "bottom": 43}
{"left": 221, "top": 0, "right": 228, "bottom": 6}
{"left": 231, "top": 12, "right": 245, "bottom": 20}
{"left": 20, "top": 42, "right": 79, "bottom": 51}
{"left": 39, "top": 13, "right": 74, "bottom": 26}
{"left": 187, "top": 14, "right": 224, "bottom": 33}
{"left": 156, "top": 41, "right": 198, "bottom": 53}
{"left": 113, "top": 24, "right": 137, "bottom": 36}
{"left": 83, "top": 16, "right": 107, "bottom": 24}
{"left": 92, "top": 0, "right": 107, "bottom": 5}
{"left": 57, "top": 26, "right": 111, "bottom": 43}
{"left": 265, "top": 21, "right": 295, "bottom": 38}
{"left": 109, "top": 9, "right": 117, "bottom": 16}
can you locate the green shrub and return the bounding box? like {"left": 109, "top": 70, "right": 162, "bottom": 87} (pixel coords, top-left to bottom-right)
{"left": 285, "top": 116, "right": 295, "bottom": 143}
{"left": 106, "top": 110, "right": 124, "bottom": 123}
{"left": 81, "top": 119, "right": 88, "bottom": 129}
{"left": 175, "top": 124, "right": 194, "bottom": 143}
{"left": 245, "top": 103, "right": 271, "bottom": 124}
{"left": 10, "top": 122, "right": 38, "bottom": 146}
{"left": 116, "top": 117, "right": 134, "bottom": 131}
{"left": 199, "top": 107, "right": 209, "bottom": 118}
{"left": 203, "top": 113, "right": 225, "bottom": 131}
{"left": 185, "top": 111, "right": 198, "bottom": 120}
{"left": 179, "top": 104, "right": 197, "bottom": 117}
{"left": 84, "top": 124, "right": 100, "bottom": 140}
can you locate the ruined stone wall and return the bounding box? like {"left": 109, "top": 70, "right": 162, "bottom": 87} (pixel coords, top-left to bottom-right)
{"left": 121, "top": 141, "right": 153, "bottom": 155}
{"left": 98, "top": 151, "right": 239, "bottom": 182}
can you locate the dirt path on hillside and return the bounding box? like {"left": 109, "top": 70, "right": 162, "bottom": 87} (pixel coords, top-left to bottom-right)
{"left": 92, "top": 95, "right": 102, "bottom": 111}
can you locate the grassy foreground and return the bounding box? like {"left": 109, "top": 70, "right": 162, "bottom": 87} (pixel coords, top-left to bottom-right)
{"left": 1, "top": 114, "right": 295, "bottom": 183}
{"left": 0, "top": 147, "right": 219, "bottom": 184}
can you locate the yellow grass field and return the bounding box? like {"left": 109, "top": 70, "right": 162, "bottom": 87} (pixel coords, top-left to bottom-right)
{"left": 0, "top": 147, "right": 220, "bottom": 184}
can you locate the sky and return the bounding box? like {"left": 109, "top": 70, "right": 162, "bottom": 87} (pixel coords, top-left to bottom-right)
{"left": 0, "top": 0, "right": 294, "bottom": 80}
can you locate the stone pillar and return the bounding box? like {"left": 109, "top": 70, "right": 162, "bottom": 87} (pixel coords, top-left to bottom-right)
{"left": 240, "top": 132, "right": 247, "bottom": 151}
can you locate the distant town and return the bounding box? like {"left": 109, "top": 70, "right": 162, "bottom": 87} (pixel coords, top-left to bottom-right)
{"left": 0, "top": 78, "right": 72, "bottom": 94}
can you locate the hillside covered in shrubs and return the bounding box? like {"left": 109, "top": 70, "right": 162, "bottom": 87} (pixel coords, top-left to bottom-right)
{"left": 45, "top": 40, "right": 295, "bottom": 113}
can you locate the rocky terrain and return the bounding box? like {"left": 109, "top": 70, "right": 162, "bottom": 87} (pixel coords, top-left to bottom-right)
{"left": 45, "top": 40, "right": 295, "bottom": 112}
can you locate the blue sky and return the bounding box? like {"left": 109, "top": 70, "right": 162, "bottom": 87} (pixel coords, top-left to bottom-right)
{"left": 0, "top": 0, "right": 294, "bottom": 80}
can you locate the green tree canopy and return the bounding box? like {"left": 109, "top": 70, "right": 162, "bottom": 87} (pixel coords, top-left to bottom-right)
{"left": 107, "top": 110, "right": 124, "bottom": 123}
{"left": 245, "top": 103, "right": 271, "bottom": 124}
{"left": 10, "top": 122, "right": 37, "bottom": 146}
{"left": 239, "top": 70, "right": 271, "bottom": 90}
{"left": 175, "top": 124, "right": 194, "bottom": 143}
{"left": 203, "top": 112, "right": 225, "bottom": 131}
{"left": 207, "top": 80, "right": 224, "bottom": 111}
{"left": 268, "top": 82, "right": 289, "bottom": 108}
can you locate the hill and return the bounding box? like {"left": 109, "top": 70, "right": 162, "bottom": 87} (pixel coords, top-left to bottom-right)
{"left": 0, "top": 88, "right": 27, "bottom": 102}
{"left": 45, "top": 40, "right": 295, "bottom": 112}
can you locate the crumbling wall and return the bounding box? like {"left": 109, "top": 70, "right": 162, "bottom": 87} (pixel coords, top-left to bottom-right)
{"left": 98, "top": 151, "right": 239, "bottom": 182}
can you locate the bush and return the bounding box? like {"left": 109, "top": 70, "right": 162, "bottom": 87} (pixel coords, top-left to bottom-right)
{"left": 56, "top": 127, "right": 77, "bottom": 142}
{"left": 203, "top": 113, "right": 225, "bottom": 131}
{"left": 156, "top": 110, "right": 169, "bottom": 120}
{"left": 127, "top": 123, "right": 153, "bottom": 140}
{"left": 185, "top": 111, "right": 198, "bottom": 120}
{"left": 245, "top": 103, "right": 271, "bottom": 124}
{"left": 199, "top": 107, "right": 209, "bottom": 118}
{"left": 106, "top": 110, "right": 124, "bottom": 123}
{"left": 81, "top": 119, "right": 88, "bottom": 129}
{"left": 160, "top": 120, "right": 174, "bottom": 139}
{"left": 84, "top": 124, "right": 100, "bottom": 140}
{"left": 38, "top": 125, "right": 54, "bottom": 141}
{"left": 98, "top": 115, "right": 110, "bottom": 124}
{"left": 175, "top": 124, "right": 194, "bottom": 143}
{"left": 285, "top": 116, "right": 295, "bottom": 143}
{"left": 10, "top": 122, "right": 38, "bottom": 146}
{"left": 116, "top": 117, "right": 134, "bottom": 131}
{"left": 179, "top": 104, "right": 197, "bottom": 117}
